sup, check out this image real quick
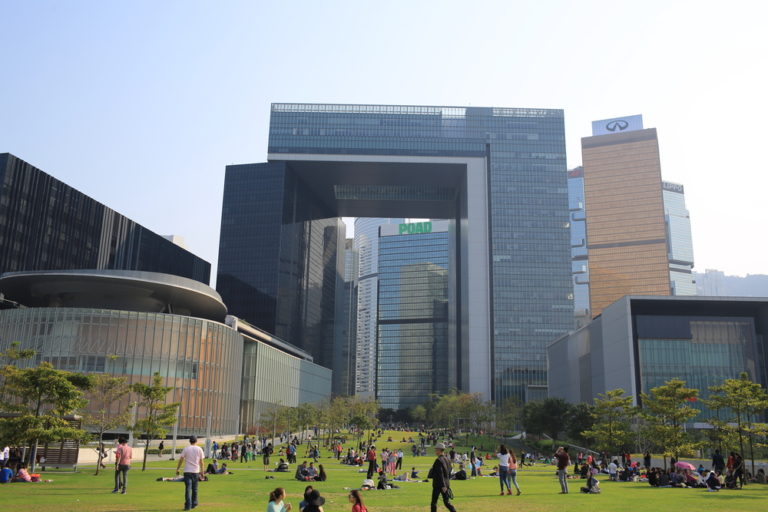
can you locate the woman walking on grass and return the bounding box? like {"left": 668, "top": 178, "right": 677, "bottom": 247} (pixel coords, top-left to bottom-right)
{"left": 508, "top": 450, "right": 521, "bottom": 495}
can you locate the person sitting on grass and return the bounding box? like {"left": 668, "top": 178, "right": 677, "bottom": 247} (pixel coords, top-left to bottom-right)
{"left": 647, "top": 468, "right": 659, "bottom": 486}
{"left": 705, "top": 470, "right": 721, "bottom": 492}
{"left": 410, "top": 467, "right": 419, "bottom": 480}
{"left": 580, "top": 474, "right": 600, "bottom": 494}
{"left": 275, "top": 459, "right": 290, "bottom": 472}
{"left": 295, "top": 461, "right": 309, "bottom": 481}
{"left": 0, "top": 463, "right": 13, "bottom": 484}
{"left": 316, "top": 464, "right": 327, "bottom": 482}
{"left": 450, "top": 464, "right": 467, "bottom": 480}
{"left": 377, "top": 470, "right": 399, "bottom": 489}
{"left": 670, "top": 470, "right": 686, "bottom": 488}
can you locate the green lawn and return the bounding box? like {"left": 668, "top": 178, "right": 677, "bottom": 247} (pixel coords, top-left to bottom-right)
{"left": 4, "top": 431, "right": 767, "bottom": 512}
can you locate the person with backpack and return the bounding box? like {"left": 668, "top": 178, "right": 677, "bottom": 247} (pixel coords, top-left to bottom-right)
{"left": 429, "top": 443, "right": 457, "bottom": 512}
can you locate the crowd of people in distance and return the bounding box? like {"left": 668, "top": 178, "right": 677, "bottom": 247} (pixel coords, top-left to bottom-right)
{"left": 562, "top": 447, "right": 765, "bottom": 494}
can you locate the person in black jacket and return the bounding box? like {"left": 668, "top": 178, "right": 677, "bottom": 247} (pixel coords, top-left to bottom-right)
{"left": 429, "top": 443, "right": 457, "bottom": 512}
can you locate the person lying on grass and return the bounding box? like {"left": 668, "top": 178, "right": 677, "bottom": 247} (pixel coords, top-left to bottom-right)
{"left": 157, "top": 474, "right": 208, "bottom": 482}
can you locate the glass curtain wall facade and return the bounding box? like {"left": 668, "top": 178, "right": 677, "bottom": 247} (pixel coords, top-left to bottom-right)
{"left": 217, "top": 162, "right": 342, "bottom": 369}
{"left": 568, "top": 167, "right": 590, "bottom": 326}
{"left": 581, "top": 129, "right": 671, "bottom": 316}
{"left": 377, "top": 221, "right": 450, "bottom": 410}
{"left": 0, "top": 153, "right": 210, "bottom": 283}
{"left": 636, "top": 315, "right": 760, "bottom": 420}
{"left": 548, "top": 296, "right": 768, "bottom": 423}
{"left": 240, "top": 336, "right": 333, "bottom": 433}
{"left": 662, "top": 182, "right": 696, "bottom": 295}
{"left": 266, "top": 104, "right": 572, "bottom": 404}
{"left": 332, "top": 239, "right": 358, "bottom": 396}
{"left": 353, "top": 218, "right": 404, "bottom": 396}
{"left": 0, "top": 307, "right": 243, "bottom": 434}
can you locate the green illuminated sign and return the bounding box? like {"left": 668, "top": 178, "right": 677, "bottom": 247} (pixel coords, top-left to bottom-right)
{"left": 399, "top": 222, "right": 432, "bottom": 235}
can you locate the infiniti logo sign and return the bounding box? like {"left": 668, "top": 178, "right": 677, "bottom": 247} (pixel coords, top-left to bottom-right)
{"left": 605, "top": 120, "right": 629, "bottom": 132}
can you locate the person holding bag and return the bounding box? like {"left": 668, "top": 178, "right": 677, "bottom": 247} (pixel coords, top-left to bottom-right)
{"left": 428, "top": 443, "right": 457, "bottom": 512}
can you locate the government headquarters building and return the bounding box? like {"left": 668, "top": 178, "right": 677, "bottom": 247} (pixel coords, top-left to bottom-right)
{"left": 217, "top": 103, "right": 573, "bottom": 405}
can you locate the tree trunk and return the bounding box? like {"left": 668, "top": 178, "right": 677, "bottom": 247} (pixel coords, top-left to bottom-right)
{"left": 142, "top": 435, "right": 150, "bottom": 471}
{"left": 29, "top": 396, "right": 43, "bottom": 472}
{"left": 737, "top": 412, "right": 745, "bottom": 461}
{"left": 749, "top": 433, "right": 755, "bottom": 475}
{"left": 95, "top": 431, "right": 104, "bottom": 476}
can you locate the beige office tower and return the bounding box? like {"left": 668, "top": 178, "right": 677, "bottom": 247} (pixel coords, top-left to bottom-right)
{"left": 582, "top": 115, "right": 671, "bottom": 316}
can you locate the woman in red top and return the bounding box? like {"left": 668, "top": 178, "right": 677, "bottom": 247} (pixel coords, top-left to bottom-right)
{"left": 348, "top": 490, "right": 367, "bottom": 512}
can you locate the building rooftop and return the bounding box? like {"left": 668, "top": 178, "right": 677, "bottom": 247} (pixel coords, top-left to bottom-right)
{"left": 0, "top": 269, "right": 226, "bottom": 321}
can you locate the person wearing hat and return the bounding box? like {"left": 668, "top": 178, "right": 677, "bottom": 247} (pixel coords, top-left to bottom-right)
{"left": 302, "top": 489, "right": 325, "bottom": 512}
{"left": 428, "top": 443, "right": 457, "bottom": 512}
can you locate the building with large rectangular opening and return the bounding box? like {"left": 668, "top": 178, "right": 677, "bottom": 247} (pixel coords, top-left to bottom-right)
{"left": 217, "top": 103, "right": 573, "bottom": 403}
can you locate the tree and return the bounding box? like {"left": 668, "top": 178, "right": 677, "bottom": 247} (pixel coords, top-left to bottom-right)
{"left": 82, "top": 371, "right": 131, "bottom": 475}
{"left": 0, "top": 342, "right": 36, "bottom": 402}
{"left": 582, "top": 389, "right": 635, "bottom": 456}
{"left": 348, "top": 397, "right": 379, "bottom": 445}
{"left": 495, "top": 398, "right": 522, "bottom": 436}
{"left": 522, "top": 398, "right": 572, "bottom": 449}
{"left": 296, "top": 403, "right": 318, "bottom": 443}
{"left": 565, "top": 402, "right": 594, "bottom": 446}
{"left": 706, "top": 372, "right": 768, "bottom": 474}
{"left": 0, "top": 361, "right": 91, "bottom": 471}
{"left": 131, "top": 372, "right": 180, "bottom": 471}
{"left": 640, "top": 379, "right": 699, "bottom": 468}
{"left": 410, "top": 404, "right": 427, "bottom": 425}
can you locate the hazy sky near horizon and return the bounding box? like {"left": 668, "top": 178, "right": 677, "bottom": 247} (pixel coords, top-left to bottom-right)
{"left": 1, "top": 0, "right": 767, "bottom": 278}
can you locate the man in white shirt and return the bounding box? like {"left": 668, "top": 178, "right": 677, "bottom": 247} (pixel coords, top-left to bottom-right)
{"left": 176, "top": 436, "right": 205, "bottom": 511}
{"left": 608, "top": 460, "right": 618, "bottom": 481}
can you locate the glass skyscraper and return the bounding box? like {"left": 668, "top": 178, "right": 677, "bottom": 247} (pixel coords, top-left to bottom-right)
{"left": 377, "top": 220, "right": 450, "bottom": 409}
{"left": 568, "top": 167, "right": 590, "bottom": 325}
{"left": 662, "top": 181, "right": 696, "bottom": 295}
{"left": 353, "top": 218, "right": 404, "bottom": 396}
{"left": 219, "top": 103, "right": 572, "bottom": 404}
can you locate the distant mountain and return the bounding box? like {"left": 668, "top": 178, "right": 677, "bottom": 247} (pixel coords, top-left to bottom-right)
{"left": 696, "top": 270, "right": 768, "bottom": 297}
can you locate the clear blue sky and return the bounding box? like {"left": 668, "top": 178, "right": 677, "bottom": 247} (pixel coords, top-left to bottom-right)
{"left": 1, "top": 0, "right": 766, "bottom": 278}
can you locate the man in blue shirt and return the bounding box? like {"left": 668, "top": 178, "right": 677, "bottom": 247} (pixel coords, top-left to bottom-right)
{"left": 0, "top": 464, "right": 13, "bottom": 483}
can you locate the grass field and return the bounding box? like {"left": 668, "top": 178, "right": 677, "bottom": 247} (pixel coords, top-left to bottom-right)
{"left": 3, "top": 431, "right": 767, "bottom": 512}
